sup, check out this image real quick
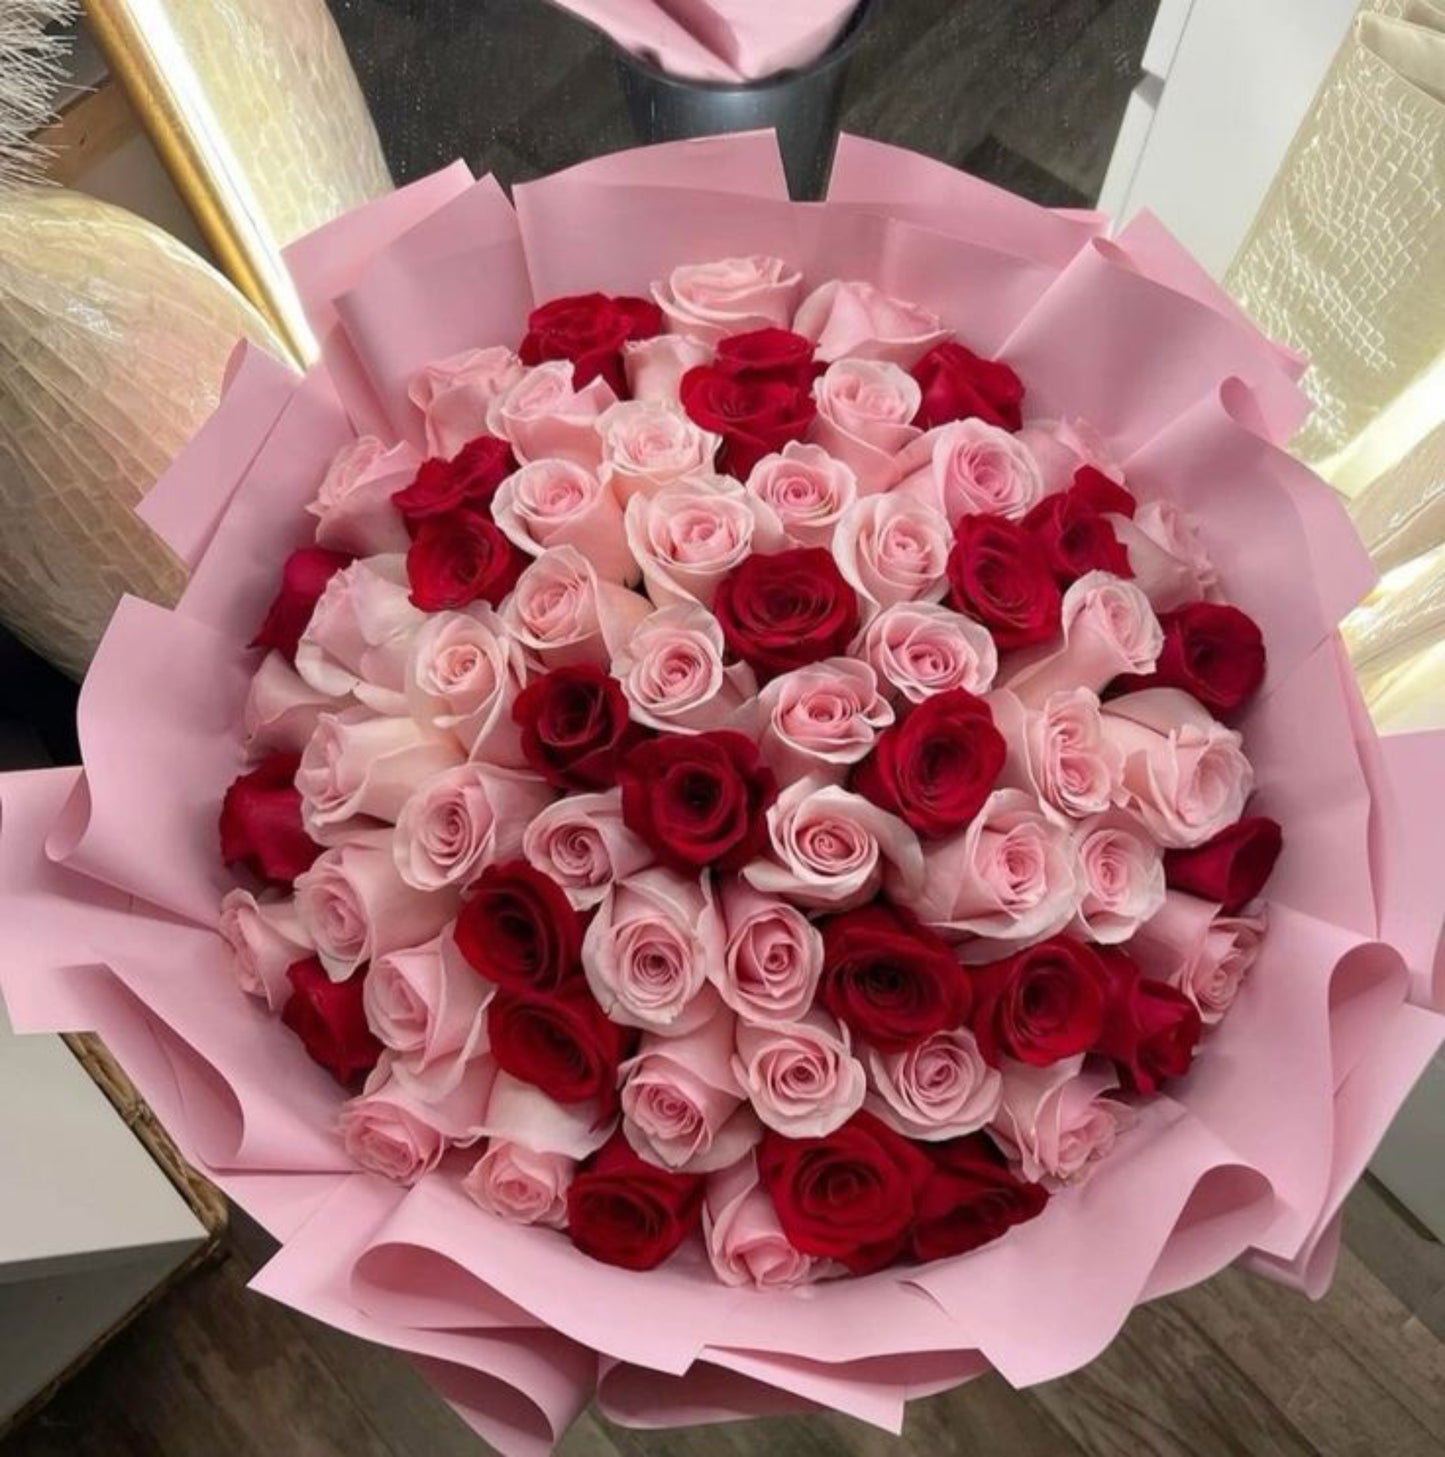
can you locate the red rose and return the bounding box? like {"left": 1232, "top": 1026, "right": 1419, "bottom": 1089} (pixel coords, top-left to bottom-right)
{"left": 512, "top": 665, "right": 644, "bottom": 790}
{"left": 679, "top": 364, "right": 817, "bottom": 478}
{"left": 758, "top": 1111, "right": 932, "bottom": 1275}
{"left": 251, "top": 546, "right": 352, "bottom": 662}
{"left": 852, "top": 689, "right": 1005, "bottom": 838}
{"left": 618, "top": 730, "right": 777, "bottom": 873}
{"left": 713, "top": 548, "right": 859, "bottom": 680}
{"left": 405, "top": 509, "right": 526, "bottom": 612}
{"left": 969, "top": 936, "right": 1107, "bottom": 1067}
{"left": 945, "top": 515, "right": 1062, "bottom": 651}
{"left": 909, "top": 341, "right": 1025, "bottom": 432}
{"left": 714, "top": 327, "right": 821, "bottom": 390}
{"left": 219, "top": 753, "right": 320, "bottom": 885}
{"left": 1117, "top": 602, "right": 1266, "bottom": 716}
{"left": 519, "top": 292, "right": 662, "bottom": 393}
{"left": 453, "top": 861, "right": 583, "bottom": 994}
{"left": 391, "top": 434, "right": 515, "bottom": 530}
{"left": 566, "top": 1130, "right": 704, "bottom": 1271}
{"left": 1094, "top": 947, "right": 1202, "bottom": 1094}
{"left": 911, "top": 1135, "right": 1049, "bottom": 1262}
{"left": 1164, "top": 816, "right": 1283, "bottom": 914}
{"left": 487, "top": 983, "right": 635, "bottom": 1106}
{"left": 281, "top": 956, "right": 382, "bottom": 1088}
{"left": 1022, "top": 482, "right": 1133, "bottom": 585}
{"left": 1070, "top": 465, "right": 1136, "bottom": 519}
{"left": 818, "top": 903, "right": 971, "bottom": 1052}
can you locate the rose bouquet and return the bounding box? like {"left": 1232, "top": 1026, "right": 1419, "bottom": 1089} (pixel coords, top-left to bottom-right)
{"left": 3, "top": 134, "right": 1441, "bottom": 1454}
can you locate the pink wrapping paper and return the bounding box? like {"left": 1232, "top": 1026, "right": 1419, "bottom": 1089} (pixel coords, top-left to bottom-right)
{"left": 2, "top": 131, "right": 1442, "bottom": 1453}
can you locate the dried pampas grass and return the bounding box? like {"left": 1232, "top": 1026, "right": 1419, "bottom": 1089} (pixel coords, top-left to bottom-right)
{"left": 0, "top": 0, "right": 79, "bottom": 191}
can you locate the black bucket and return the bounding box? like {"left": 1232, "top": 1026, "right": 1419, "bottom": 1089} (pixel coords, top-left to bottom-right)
{"left": 614, "top": 1, "right": 876, "bottom": 201}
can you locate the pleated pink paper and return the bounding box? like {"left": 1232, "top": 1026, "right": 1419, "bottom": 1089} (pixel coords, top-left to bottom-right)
{"left": 2, "top": 133, "right": 1442, "bottom": 1455}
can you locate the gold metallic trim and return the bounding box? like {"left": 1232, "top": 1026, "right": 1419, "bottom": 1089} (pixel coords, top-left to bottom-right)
{"left": 85, "top": 0, "right": 316, "bottom": 364}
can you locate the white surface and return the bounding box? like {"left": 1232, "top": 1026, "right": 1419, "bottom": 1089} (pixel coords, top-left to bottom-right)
{"left": 1372, "top": 1051, "right": 1445, "bottom": 1242}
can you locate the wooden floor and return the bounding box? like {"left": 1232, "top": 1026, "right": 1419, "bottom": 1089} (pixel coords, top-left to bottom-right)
{"left": 10, "top": 3, "right": 1445, "bottom": 1455}
{"left": 5, "top": 1178, "right": 1444, "bottom": 1457}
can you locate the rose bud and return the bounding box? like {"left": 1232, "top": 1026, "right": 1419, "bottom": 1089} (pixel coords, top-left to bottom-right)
{"left": 1116, "top": 602, "right": 1267, "bottom": 717}
{"left": 1022, "top": 480, "right": 1133, "bottom": 585}
{"left": 220, "top": 752, "right": 320, "bottom": 885}
{"left": 280, "top": 956, "right": 382, "bottom": 1088}
{"left": 655, "top": 260, "right": 803, "bottom": 346}
{"left": 566, "top": 1130, "right": 705, "bottom": 1271}
{"left": 679, "top": 363, "right": 818, "bottom": 480}
{"left": 945, "top": 515, "right": 1062, "bottom": 651}
{"left": 818, "top": 903, "right": 971, "bottom": 1052}
{"left": 252, "top": 546, "right": 353, "bottom": 662}
{"left": 409, "top": 346, "right": 525, "bottom": 460}
{"left": 1093, "top": 946, "right": 1203, "bottom": 1093}
{"left": 519, "top": 291, "right": 663, "bottom": 394}
{"left": 909, "top": 340, "right": 1025, "bottom": 432}
{"left": 713, "top": 328, "right": 820, "bottom": 386}
{"left": 390, "top": 433, "right": 515, "bottom": 531}
{"left": 618, "top": 730, "right": 777, "bottom": 874}
{"left": 405, "top": 509, "right": 527, "bottom": 612}
{"left": 792, "top": 280, "right": 946, "bottom": 366}
{"left": 453, "top": 861, "right": 584, "bottom": 995}
{"left": 757, "top": 1110, "right": 933, "bottom": 1274}
{"left": 487, "top": 983, "right": 635, "bottom": 1106}
{"left": 968, "top": 935, "right": 1108, "bottom": 1067}
{"left": 713, "top": 547, "right": 859, "bottom": 681}
{"left": 853, "top": 688, "right": 1006, "bottom": 838}
{"left": 1163, "top": 815, "right": 1283, "bottom": 913}
{"left": 990, "top": 1056, "right": 1133, "bottom": 1187}
{"left": 512, "top": 664, "right": 645, "bottom": 790}
{"left": 1071, "top": 465, "right": 1136, "bottom": 518}
{"left": 910, "top": 1134, "right": 1048, "bottom": 1262}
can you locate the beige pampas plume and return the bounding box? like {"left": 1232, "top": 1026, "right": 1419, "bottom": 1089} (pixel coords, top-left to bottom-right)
{"left": 0, "top": 0, "right": 79, "bottom": 191}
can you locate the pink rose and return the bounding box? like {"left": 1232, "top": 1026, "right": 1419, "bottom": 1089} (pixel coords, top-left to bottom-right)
{"left": 792, "top": 279, "right": 946, "bottom": 366}
{"left": 409, "top": 346, "right": 525, "bottom": 460}
{"left": 833, "top": 493, "right": 951, "bottom": 613}
{"left": 1131, "top": 890, "right": 1265, "bottom": 1024}
{"left": 244, "top": 651, "right": 336, "bottom": 756}
{"left": 715, "top": 880, "right": 824, "bottom": 1025}
{"left": 810, "top": 359, "right": 921, "bottom": 492}
{"left": 294, "top": 839, "right": 459, "bottom": 981}
{"left": 990, "top": 1056, "right": 1133, "bottom": 1188}
{"left": 296, "top": 556, "right": 425, "bottom": 717}
{"left": 611, "top": 602, "right": 759, "bottom": 734}
{"left": 623, "top": 334, "right": 711, "bottom": 403}
{"left": 307, "top": 436, "right": 415, "bottom": 556}
{"left": 744, "top": 442, "right": 858, "bottom": 547}
{"left": 655, "top": 255, "right": 803, "bottom": 344}
{"left": 392, "top": 763, "right": 552, "bottom": 891}
{"left": 1071, "top": 818, "right": 1167, "bottom": 944}
{"left": 491, "top": 458, "right": 635, "bottom": 585}
{"left": 502, "top": 544, "right": 651, "bottom": 668}
{"left": 474, "top": 1068, "right": 616, "bottom": 1158}
{"left": 744, "top": 776, "right": 925, "bottom": 911}
{"left": 582, "top": 867, "right": 725, "bottom": 1035}
{"left": 521, "top": 789, "right": 653, "bottom": 909}
{"left": 297, "top": 710, "right": 463, "bottom": 841}
{"left": 339, "top": 1054, "right": 494, "bottom": 1184}
{"left": 858, "top": 601, "right": 999, "bottom": 704}
{"left": 992, "top": 687, "right": 1124, "bottom": 822}
{"left": 362, "top": 932, "right": 489, "bottom": 1080}
{"left": 1102, "top": 690, "right": 1254, "bottom": 849}
{"left": 620, "top": 1016, "right": 760, "bottom": 1173}
{"left": 625, "top": 478, "right": 785, "bottom": 607}
{"left": 895, "top": 419, "right": 1045, "bottom": 525}
{"left": 485, "top": 360, "right": 616, "bottom": 468}
{"left": 907, "top": 788, "right": 1078, "bottom": 941}
{"left": 864, "top": 1028, "right": 1002, "bottom": 1141}
{"left": 757, "top": 657, "right": 894, "bottom": 783}
{"left": 218, "top": 888, "right": 312, "bottom": 1011}
{"left": 405, "top": 605, "right": 527, "bottom": 763}
{"left": 462, "top": 1141, "right": 574, "bottom": 1228}
{"left": 1110, "top": 500, "right": 1220, "bottom": 613}
{"left": 1003, "top": 572, "right": 1163, "bottom": 707}
{"left": 704, "top": 1152, "right": 834, "bottom": 1289}
{"left": 1017, "top": 417, "right": 1126, "bottom": 495}
{"left": 732, "top": 1011, "right": 866, "bottom": 1137}
{"left": 598, "top": 399, "right": 720, "bottom": 500}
